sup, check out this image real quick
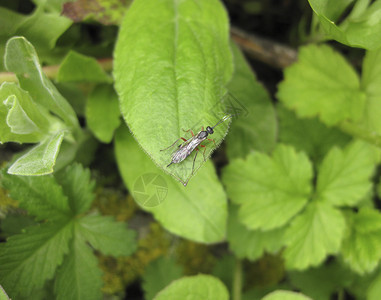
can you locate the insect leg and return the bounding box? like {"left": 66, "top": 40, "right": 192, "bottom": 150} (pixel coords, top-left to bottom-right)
{"left": 191, "top": 149, "right": 199, "bottom": 175}
{"left": 160, "top": 137, "right": 187, "bottom": 151}
{"left": 182, "top": 128, "right": 195, "bottom": 136}
{"left": 200, "top": 144, "right": 207, "bottom": 161}
{"left": 207, "top": 138, "right": 216, "bottom": 147}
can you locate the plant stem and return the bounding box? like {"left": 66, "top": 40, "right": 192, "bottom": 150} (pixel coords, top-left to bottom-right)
{"left": 339, "top": 121, "right": 381, "bottom": 148}
{"left": 232, "top": 258, "right": 243, "bottom": 300}
{"left": 0, "top": 58, "right": 113, "bottom": 84}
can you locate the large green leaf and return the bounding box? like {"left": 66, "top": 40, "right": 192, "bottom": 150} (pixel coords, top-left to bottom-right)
{"left": 308, "top": 0, "right": 381, "bottom": 50}
{"left": 226, "top": 42, "right": 276, "bottom": 159}
{"left": 261, "top": 290, "right": 312, "bottom": 300}
{"left": 222, "top": 145, "right": 312, "bottom": 231}
{"left": 154, "top": 274, "right": 229, "bottom": 300}
{"left": 277, "top": 44, "right": 365, "bottom": 126}
{"left": 114, "top": 125, "right": 227, "bottom": 243}
{"left": 113, "top": 0, "right": 233, "bottom": 185}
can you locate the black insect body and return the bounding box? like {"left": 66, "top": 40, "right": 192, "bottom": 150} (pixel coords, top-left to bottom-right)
{"left": 161, "top": 115, "right": 231, "bottom": 175}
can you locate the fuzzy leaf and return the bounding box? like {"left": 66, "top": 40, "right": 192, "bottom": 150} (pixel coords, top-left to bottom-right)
{"left": 154, "top": 274, "right": 229, "bottom": 300}
{"left": 85, "top": 84, "right": 121, "bottom": 143}
{"left": 113, "top": 0, "right": 233, "bottom": 185}
{"left": 0, "top": 220, "right": 73, "bottom": 297}
{"left": 54, "top": 231, "right": 103, "bottom": 300}
{"left": 341, "top": 208, "right": 381, "bottom": 274}
{"left": 57, "top": 51, "right": 112, "bottom": 83}
{"left": 114, "top": 126, "right": 227, "bottom": 243}
{"left": 7, "top": 130, "right": 66, "bottom": 175}
{"left": 55, "top": 163, "right": 95, "bottom": 215}
{"left": 143, "top": 257, "right": 183, "bottom": 300}
{"left": 77, "top": 215, "right": 137, "bottom": 256}
{"left": 227, "top": 205, "right": 285, "bottom": 260}
{"left": 316, "top": 140, "right": 377, "bottom": 207}
{"left": 277, "top": 44, "right": 365, "bottom": 125}
{"left": 226, "top": 42, "right": 276, "bottom": 159}
{"left": 1, "top": 170, "right": 70, "bottom": 221}
{"left": 222, "top": 145, "right": 312, "bottom": 231}
{"left": 284, "top": 201, "right": 346, "bottom": 270}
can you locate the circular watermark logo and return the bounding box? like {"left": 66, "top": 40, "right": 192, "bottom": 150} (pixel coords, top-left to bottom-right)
{"left": 132, "top": 173, "right": 168, "bottom": 207}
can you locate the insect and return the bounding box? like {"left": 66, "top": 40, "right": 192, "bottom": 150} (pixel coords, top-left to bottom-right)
{"left": 161, "top": 115, "right": 232, "bottom": 174}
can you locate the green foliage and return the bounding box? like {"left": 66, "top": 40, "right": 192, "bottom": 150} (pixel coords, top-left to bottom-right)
{"left": 113, "top": 0, "right": 233, "bottom": 185}
{"left": 308, "top": 0, "right": 381, "bottom": 49}
{"left": 114, "top": 125, "right": 227, "bottom": 243}
{"left": 261, "top": 290, "right": 312, "bottom": 300}
{"left": 0, "top": 164, "right": 137, "bottom": 299}
{"left": 154, "top": 274, "right": 229, "bottom": 300}
{"left": 142, "top": 256, "right": 183, "bottom": 300}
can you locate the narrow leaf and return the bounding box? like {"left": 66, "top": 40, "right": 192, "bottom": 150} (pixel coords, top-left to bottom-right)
{"left": 114, "top": 0, "right": 233, "bottom": 185}
{"left": 222, "top": 145, "right": 312, "bottom": 230}
{"left": 284, "top": 201, "right": 346, "bottom": 270}
{"left": 0, "top": 220, "right": 73, "bottom": 297}
{"left": 114, "top": 126, "right": 227, "bottom": 243}
{"left": 154, "top": 274, "right": 229, "bottom": 300}
{"left": 277, "top": 44, "right": 365, "bottom": 125}
{"left": 7, "top": 130, "right": 66, "bottom": 175}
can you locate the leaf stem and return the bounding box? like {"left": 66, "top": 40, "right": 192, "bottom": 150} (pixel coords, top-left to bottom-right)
{"left": 232, "top": 258, "right": 243, "bottom": 300}
{"left": 339, "top": 121, "right": 381, "bottom": 148}
{"left": 0, "top": 58, "right": 113, "bottom": 84}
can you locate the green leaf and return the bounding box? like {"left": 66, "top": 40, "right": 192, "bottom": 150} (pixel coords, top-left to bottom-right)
{"left": 77, "top": 215, "right": 137, "bottom": 256}
{"left": 316, "top": 140, "right": 377, "bottom": 207}
{"left": 226, "top": 42, "right": 276, "bottom": 159}
{"left": 85, "top": 84, "right": 121, "bottom": 143}
{"left": 114, "top": 125, "right": 227, "bottom": 243}
{"left": 0, "top": 285, "right": 10, "bottom": 300}
{"left": 113, "top": 0, "right": 233, "bottom": 185}
{"left": 341, "top": 208, "right": 381, "bottom": 274}
{"left": 54, "top": 230, "right": 103, "bottom": 300}
{"left": 227, "top": 205, "right": 285, "bottom": 260}
{"left": 308, "top": 0, "right": 381, "bottom": 50}
{"left": 154, "top": 274, "right": 229, "bottom": 300}
{"left": 57, "top": 51, "right": 112, "bottom": 83}
{"left": 261, "top": 290, "right": 312, "bottom": 300}
{"left": 55, "top": 163, "right": 95, "bottom": 215}
{"left": 277, "top": 44, "right": 365, "bottom": 126}
{"left": 284, "top": 201, "right": 346, "bottom": 270}
{"left": 368, "top": 271, "right": 381, "bottom": 300}
{"left": 7, "top": 130, "right": 66, "bottom": 175}
{"left": 289, "top": 261, "right": 353, "bottom": 300}
{"left": 278, "top": 105, "right": 350, "bottom": 162}
{"left": 143, "top": 256, "right": 183, "bottom": 300}
{"left": 222, "top": 145, "right": 312, "bottom": 230}
{"left": 0, "top": 220, "right": 73, "bottom": 297}
{"left": 1, "top": 170, "right": 70, "bottom": 221}
{"left": 360, "top": 48, "right": 381, "bottom": 134}
{"left": 4, "top": 37, "right": 79, "bottom": 130}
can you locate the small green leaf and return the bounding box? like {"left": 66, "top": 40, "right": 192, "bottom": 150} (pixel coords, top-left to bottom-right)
{"left": 222, "top": 145, "right": 312, "bottom": 230}
{"left": 261, "top": 290, "right": 312, "bottom": 300}
{"left": 77, "top": 215, "right": 137, "bottom": 256}
{"left": 227, "top": 205, "right": 285, "bottom": 260}
{"left": 277, "top": 44, "right": 365, "bottom": 126}
{"left": 360, "top": 48, "right": 381, "bottom": 135}
{"left": 284, "top": 201, "right": 346, "bottom": 270}
{"left": 55, "top": 163, "right": 95, "bottom": 215}
{"left": 308, "top": 0, "right": 381, "bottom": 50}
{"left": 0, "top": 220, "right": 73, "bottom": 297}
{"left": 114, "top": 0, "right": 233, "bottom": 184}
{"left": 114, "top": 126, "right": 227, "bottom": 243}
{"left": 143, "top": 257, "right": 183, "bottom": 300}
{"left": 57, "top": 51, "right": 112, "bottom": 83}
{"left": 0, "top": 285, "right": 10, "bottom": 300}
{"left": 341, "top": 208, "right": 381, "bottom": 274}
{"left": 4, "top": 37, "right": 79, "bottom": 130}
{"left": 1, "top": 170, "right": 70, "bottom": 221}
{"left": 316, "top": 140, "right": 378, "bottom": 207}
{"left": 154, "top": 274, "right": 229, "bottom": 300}
{"left": 54, "top": 231, "right": 103, "bottom": 300}
{"left": 226, "top": 42, "right": 276, "bottom": 159}
{"left": 85, "top": 84, "right": 121, "bottom": 143}
{"left": 7, "top": 130, "right": 66, "bottom": 175}
{"left": 278, "top": 105, "right": 350, "bottom": 162}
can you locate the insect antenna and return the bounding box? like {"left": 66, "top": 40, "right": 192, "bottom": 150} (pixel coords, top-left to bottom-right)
{"left": 211, "top": 114, "right": 233, "bottom": 129}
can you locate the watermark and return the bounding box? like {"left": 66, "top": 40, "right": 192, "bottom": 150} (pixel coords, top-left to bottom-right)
{"left": 132, "top": 173, "right": 168, "bottom": 207}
